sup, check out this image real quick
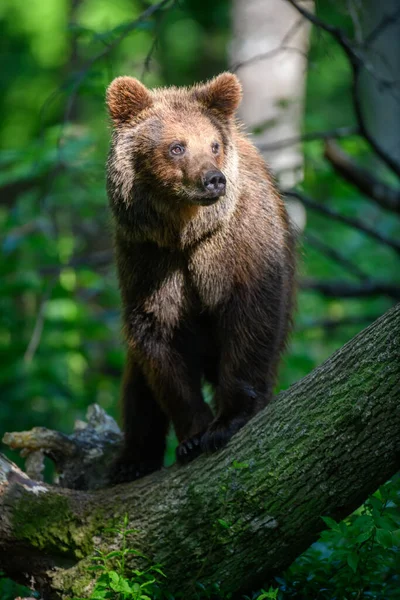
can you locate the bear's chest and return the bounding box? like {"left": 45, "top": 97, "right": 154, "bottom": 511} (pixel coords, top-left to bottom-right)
{"left": 187, "top": 237, "right": 233, "bottom": 309}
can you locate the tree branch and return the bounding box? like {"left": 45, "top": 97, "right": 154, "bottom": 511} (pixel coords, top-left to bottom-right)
{"left": 257, "top": 125, "right": 359, "bottom": 152}
{"left": 364, "top": 5, "right": 400, "bottom": 45}
{"left": 40, "top": 0, "right": 176, "bottom": 126}
{"left": 230, "top": 17, "right": 307, "bottom": 73}
{"left": 286, "top": 189, "right": 400, "bottom": 255}
{"left": 301, "top": 278, "right": 400, "bottom": 299}
{"left": 1, "top": 305, "right": 399, "bottom": 599}
{"left": 324, "top": 140, "right": 400, "bottom": 214}
{"left": 305, "top": 232, "right": 368, "bottom": 280}
{"left": 285, "top": 0, "right": 400, "bottom": 178}
{"left": 296, "top": 313, "right": 382, "bottom": 332}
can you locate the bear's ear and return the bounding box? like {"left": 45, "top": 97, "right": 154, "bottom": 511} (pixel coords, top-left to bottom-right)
{"left": 193, "top": 72, "right": 242, "bottom": 118}
{"left": 106, "top": 76, "right": 153, "bottom": 125}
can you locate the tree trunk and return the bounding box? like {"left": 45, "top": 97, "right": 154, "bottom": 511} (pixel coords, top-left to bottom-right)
{"left": 231, "top": 0, "right": 313, "bottom": 188}
{"left": 230, "top": 0, "right": 314, "bottom": 230}
{"left": 360, "top": 0, "right": 400, "bottom": 171}
{"left": 1, "top": 304, "right": 399, "bottom": 599}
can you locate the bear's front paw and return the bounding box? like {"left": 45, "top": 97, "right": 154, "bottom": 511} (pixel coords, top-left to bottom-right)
{"left": 176, "top": 432, "right": 204, "bottom": 465}
{"left": 201, "top": 416, "right": 248, "bottom": 453}
{"left": 109, "top": 457, "right": 162, "bottom": 485}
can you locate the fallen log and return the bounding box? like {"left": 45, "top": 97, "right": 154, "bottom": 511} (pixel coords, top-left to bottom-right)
{"left": 1, "top": 304, "right": 399, "bottom": 599}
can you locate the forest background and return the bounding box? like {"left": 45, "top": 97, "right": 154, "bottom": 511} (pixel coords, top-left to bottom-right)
{"left": 0, "top": 0, "right": 399, "bottom": 598}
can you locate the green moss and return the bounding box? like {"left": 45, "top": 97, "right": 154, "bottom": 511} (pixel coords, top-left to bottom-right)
{"left": 52, "top": 560, "right": 97, "bottom": 599}
{"left": 12, "top": 492, "right": 93, "bottom": 558}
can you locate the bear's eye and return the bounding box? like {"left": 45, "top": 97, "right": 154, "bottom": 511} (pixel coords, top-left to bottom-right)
{"left": 169, "top": 143, "right": 186, "bottom": 157}
{"left": 211, "top": 142, "right": 220, "bottom": 155}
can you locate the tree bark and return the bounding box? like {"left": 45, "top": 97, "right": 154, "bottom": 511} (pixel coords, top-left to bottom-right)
{"left": 360, "top": 0, "right": 400, "bottom": 171}
{"left": 1, "top": 304, "right": 399, "bottom": 599}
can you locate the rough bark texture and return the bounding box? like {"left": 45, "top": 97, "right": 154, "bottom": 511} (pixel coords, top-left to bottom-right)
{"left": 1, "top": 305, "right": 399, "bottom": 599}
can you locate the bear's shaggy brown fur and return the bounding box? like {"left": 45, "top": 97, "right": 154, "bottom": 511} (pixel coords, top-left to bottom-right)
{"left": 106, "top": 72, "right": 296, "bottom": 482}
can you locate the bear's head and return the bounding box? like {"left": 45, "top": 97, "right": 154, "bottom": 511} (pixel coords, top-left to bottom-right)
{"left": 106, "top": 73, "right": 242, "bottom": 207}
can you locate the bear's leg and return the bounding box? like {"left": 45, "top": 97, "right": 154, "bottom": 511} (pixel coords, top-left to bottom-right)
{"left": 111, "top": 354, "right": 169, "bottom": 484}
{"left": 200, "top": 383, "right": 268, "bottom": 453}
{"left": 124, "top": 310, "right": 214, "bottom": 468}
{"left": 201, "top": 278, "right": 287, "bottom": 453}
{"left": 136, "top": 318, "right": 213, "bottom": 465}
{"left": 153, "top": 334, "right": 214, "bottom": 465}
{"left": 153, "top": 376, "right": 213, "bottom": 465}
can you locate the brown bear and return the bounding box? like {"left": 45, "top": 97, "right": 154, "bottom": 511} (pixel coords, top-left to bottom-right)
{"left": 106, "top": 72, "right": 296, "bottom": 483}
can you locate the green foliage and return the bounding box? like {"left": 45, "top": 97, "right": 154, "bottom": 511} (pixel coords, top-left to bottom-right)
{"left": 72, "top": 516, "right": 280, "bottom": 600}
{"left": 82, "top": 551, "right": 165, "bottom": 600}
{"left": 0, "top": 574, "right": 35, "bottom": 600}
{"left": 276, "top": 475, "right": 400, "bottom": 599}
{"left": 74, "top": 515, "right": 167, "bottom": 600}
{"left": 244, "top": 589, "right": 278, "bottom": 600}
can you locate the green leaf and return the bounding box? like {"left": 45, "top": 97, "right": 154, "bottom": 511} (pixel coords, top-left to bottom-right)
{"left": 353, "top": 514, "right": 374, "bottom": 530}
{"left": 140, "top": 578, "right": 155, "bottom": 589}
{"left": 376, "top": 515, "right": 397, "bottom": 531}
{"left": 347, "top": 551, "right": 359, "bottom": 573}
{"left": 115, "top": 578, "right": 133, "bottom": 594}
{"left": 256, "top": 588, "right": 278, "bottom": 600}
{"left": 108, "top": 571, "right": 120, "bottom": 590}
{"left": 369, "top": 496, "right": 383, "bottom": 512}
{"left": 321, "top": 516, "right": 340, "bottom": 532}
{"left": 355, "top": 530, "right": 372, "bottom": 544}
{"left": 126, "top": 549, "right": 147, "bottom": 558}
{"left": 124, "top": 528, "right": 139, "bottom": 535}
{"left": 105, "top": 550, "right": 122, "bottom": 559}
{"left": 392, "top": 528, "right": 400, "bottom": 546}
{"left": 217, "top": 518, "right": 231, "bottom": 529}
{"left": 232, "top": 460, "right": 249, "bottom": 469}
{"left": 103, "top": 527, "right": 121, "bottom": 534}
{"left": 376, "top": 528, "right": 393, "bottom": 548}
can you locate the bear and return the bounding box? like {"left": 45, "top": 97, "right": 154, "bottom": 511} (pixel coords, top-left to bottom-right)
{"left": 106, "top": 72, "right": 296, "bottom": 483}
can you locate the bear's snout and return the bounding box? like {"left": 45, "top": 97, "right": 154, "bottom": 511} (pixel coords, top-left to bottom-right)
{"left": 202, "top": 170, "right": 226, "bottom": 198}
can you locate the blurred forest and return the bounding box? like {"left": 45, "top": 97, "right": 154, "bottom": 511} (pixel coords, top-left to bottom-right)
{"left": 0, "top": 0, "right": 399, "bottom": 598}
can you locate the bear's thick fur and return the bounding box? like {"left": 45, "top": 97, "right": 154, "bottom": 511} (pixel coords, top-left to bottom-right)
{"left": 106, "top": 73, "right": 296, "bottom": 482}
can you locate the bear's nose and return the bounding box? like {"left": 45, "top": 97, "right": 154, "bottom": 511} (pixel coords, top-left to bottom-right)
{"left": 203, "top": 170, "right": 226, "bottom": 195}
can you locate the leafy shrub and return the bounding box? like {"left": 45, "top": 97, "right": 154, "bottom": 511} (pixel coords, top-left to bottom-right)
{"left": 277, "top": 475, "right": 400, "bottom": 599}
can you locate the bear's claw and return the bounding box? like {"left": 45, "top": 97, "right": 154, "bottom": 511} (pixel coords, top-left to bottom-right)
{"left": 176, "top": 432, "right": 204, "bottom": 464}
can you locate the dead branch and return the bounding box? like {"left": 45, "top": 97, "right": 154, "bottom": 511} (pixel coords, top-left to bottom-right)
{"left": 3, "top": 405, "right": 122, "bottom": 490}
